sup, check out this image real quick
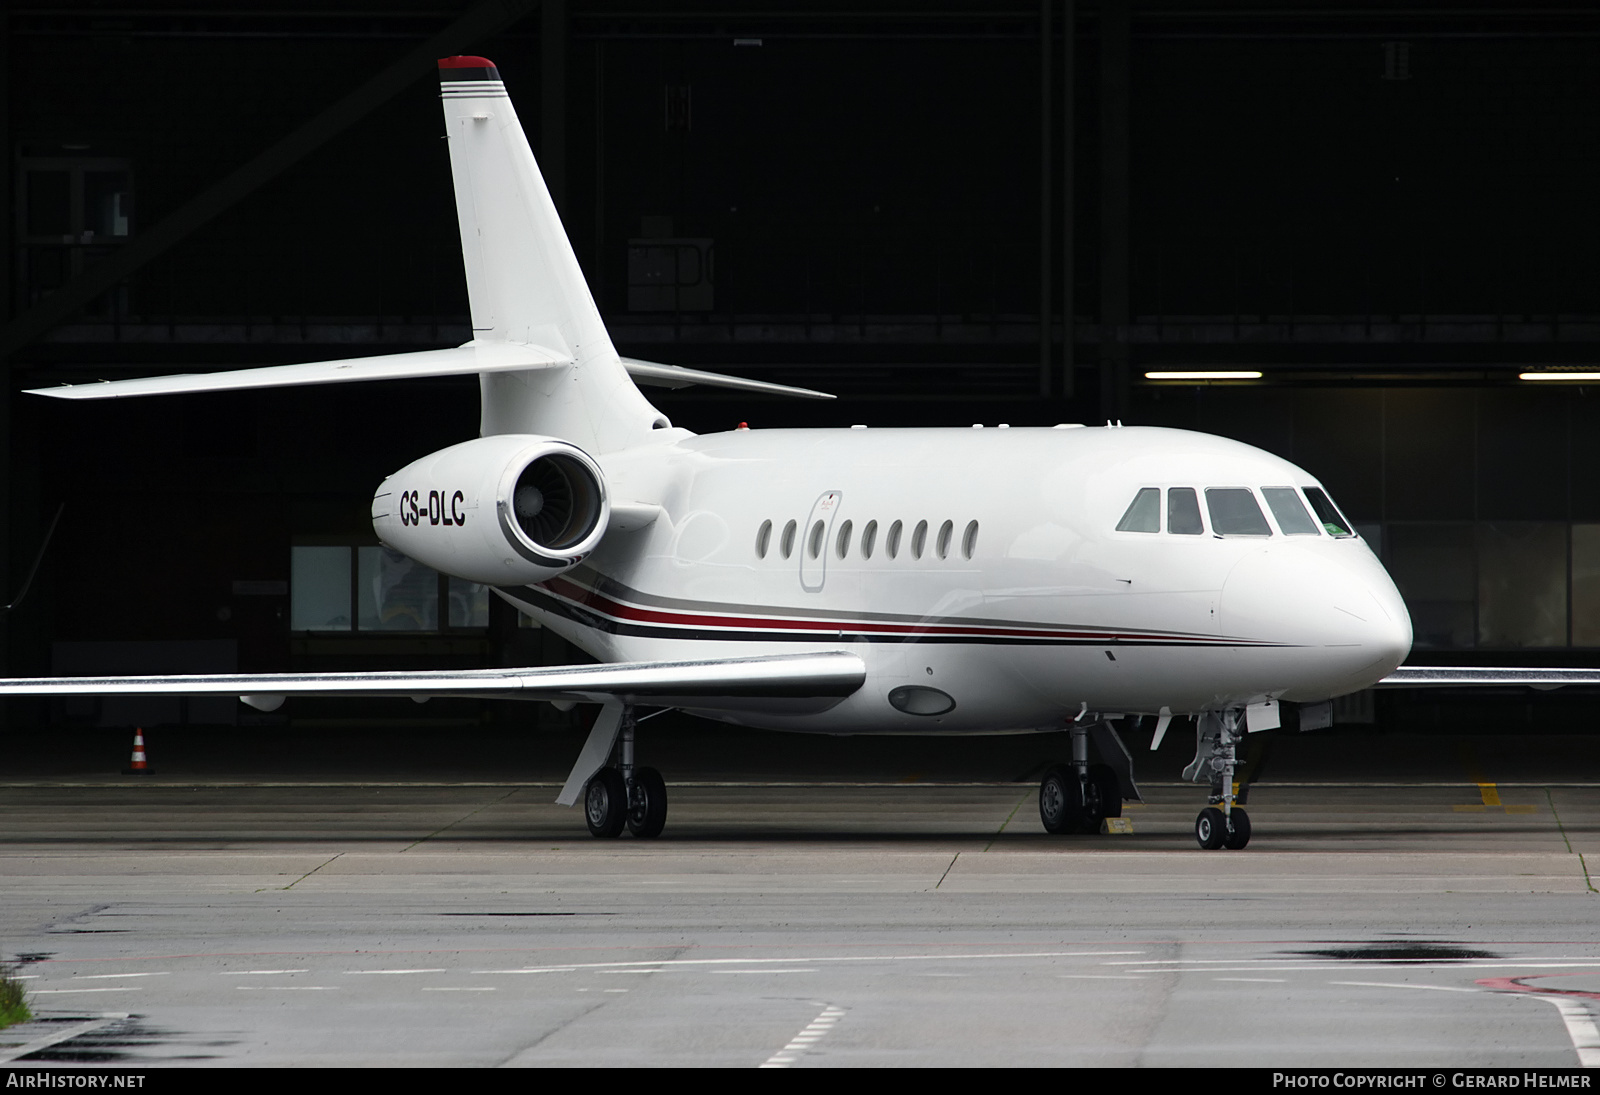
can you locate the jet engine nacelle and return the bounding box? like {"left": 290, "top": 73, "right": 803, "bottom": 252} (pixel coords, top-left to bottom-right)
{"left": 372, "top": 435, "right": 609, "bottom": 585}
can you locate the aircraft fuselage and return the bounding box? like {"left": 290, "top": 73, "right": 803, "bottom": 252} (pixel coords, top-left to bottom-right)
{"left": 496, "top": 423, "right": 1412, "bottom": 734}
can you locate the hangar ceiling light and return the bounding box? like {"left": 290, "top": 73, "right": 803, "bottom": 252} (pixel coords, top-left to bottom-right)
{"left": 1144, "top": 370, "right": 1262, "bottom": 381}
{"left": 1520, "top": 371, "right": 1600, "bottom": 382}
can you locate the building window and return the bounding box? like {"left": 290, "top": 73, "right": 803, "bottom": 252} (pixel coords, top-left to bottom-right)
{"left": 290, "top": 544, "right": 487, "bottom": 633}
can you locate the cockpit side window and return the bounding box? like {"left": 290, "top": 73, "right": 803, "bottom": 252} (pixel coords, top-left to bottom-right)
{"left": 1304, "top": 487, "right": 1355, "bottom": 537}
{"left": 1205, "top": 488, "right": 1272, "bottom": 536}
{"left": 1262, "top": 487, "right": 1320, "bottom": 535}
{"left": 1115, "top": 487, "right": 1161, "bottom": 533}
{"left": 1167, "top": 487, "right": 1204, "bottom": 535}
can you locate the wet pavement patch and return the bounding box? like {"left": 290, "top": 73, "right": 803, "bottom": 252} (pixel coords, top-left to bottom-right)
{"left": 1287, "top": 940, "right": 1501, "bottom": 963}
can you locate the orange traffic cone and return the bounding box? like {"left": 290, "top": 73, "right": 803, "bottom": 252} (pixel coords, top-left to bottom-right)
{"left": 122, "top": 728, "right": 154, "bottom": 776}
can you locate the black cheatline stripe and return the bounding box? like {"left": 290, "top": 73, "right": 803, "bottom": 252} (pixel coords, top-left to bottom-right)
{"left": 499, "top": 585, "right": 1291, "bottom": 649}
{"left": 563, "top": 564, "right": 1243, "bottom": 641}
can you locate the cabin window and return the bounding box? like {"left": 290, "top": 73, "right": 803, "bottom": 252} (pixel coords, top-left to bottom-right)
{"left": 808, "top": 520, "right": 825, "bottom": 559}
{"left": 1116, "top": 487, "right": 1161, "bottom": 533}
{"left": 936, "top": 520, "right": 953, "bottom": 559}
{"left": 836, "top": 519, "right": 853, "bottom": 559}
{"left": 1262, "top": 488, "right": 1319, "bottom": 536}
{"left": 1168, "top": 488, "right": 1204, "bottom": 535}
{"left": 781, "top": 519, "right": 798, "bottom": 558}
{"left": 1304, "top": 487, "right": 1355, "bottom": 537}
{"left": 1206, "top": 488, "right": 1272, "bottom": 536}
{"left": 756, "top": 519, "right": 773, "bottom": 557}
{"left": 962, "top": 520, "right": 979, "bottom": 559}
{"left": 861, "top": 520, "right": 878, "bottom": 559}
{"left": 887, "top": 520, "right": 903, "bottom": 558}
{"left": 911, "top": 520, "right": 929, "bottom": 559}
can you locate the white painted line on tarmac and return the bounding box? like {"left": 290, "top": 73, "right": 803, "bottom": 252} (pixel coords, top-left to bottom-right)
{"left": 1216, "top": 978, "right": 1288, "bottom": 983}
{"left": 232, "top": 970, "right": 310, "bottom": 975}
{"left": 478, "top": 949, "right": 1143, "bottom": 975}
{"left": 0, "top": 1018, "right": 120, "bottom": 1065}
{"left": 1530, "top": 996, "right": 1600, "bottom": 1067}
{"left": 237, "top": 986, "right": 339, "bottom": 990}
{"left": 1331, "top": 981, "right": 1483, "bottom": 994}
{"left": 344, "top": 969, "right": 447, "bottom": 975}
{"left": 30, "top": 988, "right": 139, "bottom": 994}
{"left": 761, "top": 1004, "right": 846, "bottom": 1069}
{"left": 72, "top": 972, "right": 169, "bottom": 980}
{"left": 422, "top": 987, "right": 498, "bottom": 992}
{"left": 1058, "top": 974, "right": 1147, "bottom": 980}
{"left": 1332, "top": 978, "right": 1600, "bottom": 1066}
{"left": 715, "top": 969, "right": 816, "bottom": 975}
{"left": 1113, "top": 958, "right": 1600, "bottom": 968}
{"left": 1117, "top": 962, "right": 1600, "bottom": 974}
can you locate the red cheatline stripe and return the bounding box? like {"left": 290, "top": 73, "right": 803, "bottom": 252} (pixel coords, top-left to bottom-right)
{"left": 438, "top": 55, "right": 496, "bottom": 69}
{"left": 536, "top": 576, "right": 1245, "bottom": 646}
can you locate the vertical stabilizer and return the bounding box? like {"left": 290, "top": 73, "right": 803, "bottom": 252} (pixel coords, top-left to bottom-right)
{"left": 438, "top": 57, "right": 667, "bottom": 452}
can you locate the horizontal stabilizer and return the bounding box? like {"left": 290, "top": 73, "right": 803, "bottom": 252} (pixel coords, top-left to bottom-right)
{"left": 0, "top": 651, "right": 866, "bottom": 710}
{"left": 24, "top": 342, "right": 571, "bottom": 401}
{"left": 1379, "top": 666, "right": 1600, "bottom": 688}
{"left": 621, "top": 358, "right": 835, "bottom": 400}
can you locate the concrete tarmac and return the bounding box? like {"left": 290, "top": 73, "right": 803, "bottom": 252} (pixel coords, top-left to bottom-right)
{"left": 1, "top": 725, "right": 1599, "bottom": 1067}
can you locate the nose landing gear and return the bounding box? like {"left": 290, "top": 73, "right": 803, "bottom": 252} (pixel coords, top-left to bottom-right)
{"left": 1186, "top": 709, "right": 1251, "bottom": 850}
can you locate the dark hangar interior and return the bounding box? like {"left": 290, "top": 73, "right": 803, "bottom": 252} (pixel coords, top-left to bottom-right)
{"left": 3, "top": 0, "right": 1600, "bottom": 752}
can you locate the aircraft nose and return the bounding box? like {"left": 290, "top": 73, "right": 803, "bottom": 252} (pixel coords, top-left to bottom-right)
{"left": 1220, "top": 547, "right": 1412, "bottom": 680}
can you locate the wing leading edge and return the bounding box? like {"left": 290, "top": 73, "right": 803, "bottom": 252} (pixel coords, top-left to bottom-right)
{"left": 0, "top": 651, "right": 866, "bottom": 711}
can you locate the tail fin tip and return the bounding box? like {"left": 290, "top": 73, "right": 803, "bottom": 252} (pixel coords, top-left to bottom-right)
{"left": 438, "top": 55, "right": 500, "bottom": 77}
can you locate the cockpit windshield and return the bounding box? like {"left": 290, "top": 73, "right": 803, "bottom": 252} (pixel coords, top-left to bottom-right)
{"left": 1115, "top": 484, "right": 1356, "bottom": 540}
{"left": 1205, "top": 488, "right": 1271, "bottom": 536}
{"left": 1115, "top": 487, "right": 1161, "bottom": 532}
{"left": 1303, "top": 487, "right": 1355, "bottom": 537}
{"left": 1261, "top": 487, "right": 1320, "bottom": 535}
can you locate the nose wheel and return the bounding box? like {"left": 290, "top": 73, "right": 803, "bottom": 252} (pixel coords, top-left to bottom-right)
{"left": 1194, "top": 806, "right": 1250, "bottom": 849}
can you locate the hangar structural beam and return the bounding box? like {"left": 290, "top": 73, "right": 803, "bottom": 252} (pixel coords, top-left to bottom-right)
{"left": 542, "top": 0, "right": 568, "bottom": 214}
{"left": 1099, "top": 0, "right": 1131, "bottom": 424}
{"left": 0, "top": 0, "right": 541, "bottom": 361}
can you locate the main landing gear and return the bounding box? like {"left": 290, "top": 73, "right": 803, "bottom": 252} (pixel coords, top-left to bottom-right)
{"left": 582, "top": 706, "right": 668, "bottom": 839}
{"left": 1037, "top": 719, "right": 1123, "bottom": 835}
{"left": 1185, "top": 709, "right": 1250, "bottom": 850}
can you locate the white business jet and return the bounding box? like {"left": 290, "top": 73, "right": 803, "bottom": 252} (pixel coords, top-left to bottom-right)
{"left": 6, "top": 57, "right": 1519, "bottom": 849}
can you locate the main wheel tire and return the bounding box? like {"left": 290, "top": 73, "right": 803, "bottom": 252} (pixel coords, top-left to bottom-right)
{"left": 627, "top": 766, "right": 668, "bottom": 838}
{"left": 1039, "top": 765, "right": 1084, "bottom": 835}
{"left": 584, "top": 766, "right": 627, "bottom": 838}
{"left": 1086, "top": 763, "right": 1122, "bottom": 827}
{"left": 1195, "top": 806, "right": 1226, "bottom": 850}
{"left": 1223, "top": 807, "right": 1251, "bottom": 850}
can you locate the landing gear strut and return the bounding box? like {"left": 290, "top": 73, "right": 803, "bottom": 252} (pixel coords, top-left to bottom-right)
{"left": 1038, "top": 720, "right": 1123, "bottom": 835}
{"left": 582, "top": 706, "right": 669, "bottom": 839}
{"left": 1186, "top": 709, "right": 1250, "bottom": 850}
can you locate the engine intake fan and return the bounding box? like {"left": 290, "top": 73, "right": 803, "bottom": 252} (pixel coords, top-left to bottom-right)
{"left": 373, "top": 435, "right": 610, "bottom": 586}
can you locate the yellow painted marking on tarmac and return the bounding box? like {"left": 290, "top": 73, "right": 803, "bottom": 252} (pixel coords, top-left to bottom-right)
{"left": 1451, "top": 782, "right": 1534, "bottom": 814}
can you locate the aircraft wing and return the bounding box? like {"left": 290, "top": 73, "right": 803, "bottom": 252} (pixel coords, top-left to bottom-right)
{"left": 619, "top": 358, "right": 835, "bottom": 400}
{"left": 22, "top": 346, "right": 835, "bottom": 403}
{"left": 1379, "top": 666, "right": 1600, "bottom": 688}
{"left": 22, "top": 343, "right": 572, "bottom": 400}
{"left": 0, "top": 651, "right": 866, "bottom": 711}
